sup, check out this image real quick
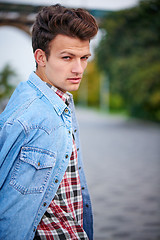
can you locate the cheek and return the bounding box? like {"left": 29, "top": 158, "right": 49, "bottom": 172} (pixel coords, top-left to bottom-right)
{"left": 47, "top": 63, "right": 62, "bottom": 76}
{"left": 83, "top": 62, "right": 88, "bottom": 71}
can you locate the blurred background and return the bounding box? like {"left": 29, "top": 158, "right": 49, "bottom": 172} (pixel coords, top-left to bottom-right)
{"left": 0, "top": 0, "right": 160, "bottom": 239}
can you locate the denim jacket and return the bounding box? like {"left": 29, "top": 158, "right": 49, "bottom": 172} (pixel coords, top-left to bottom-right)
{"left": 0, "top": 72, "right": 93, "bottom": 240}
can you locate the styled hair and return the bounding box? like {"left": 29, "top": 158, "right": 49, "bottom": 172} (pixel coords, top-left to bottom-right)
{"left": 32, "top": 4, "right": 98, "bottom": 59}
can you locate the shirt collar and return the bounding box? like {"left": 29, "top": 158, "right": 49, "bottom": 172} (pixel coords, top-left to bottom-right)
{"left": 27, "top": 72, "right": 71, "bottom": 116}
{"left": 46, "top": 83, "right": 70, "bottom": 106}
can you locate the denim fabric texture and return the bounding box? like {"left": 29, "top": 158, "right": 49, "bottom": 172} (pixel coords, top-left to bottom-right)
{"left": 0, "top": 72, "right": 93, "bottom": 240}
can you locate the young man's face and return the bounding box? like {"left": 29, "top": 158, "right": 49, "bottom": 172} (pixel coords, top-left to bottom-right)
{"left": 36, "top": 34, "right": 91, "bottom": 92}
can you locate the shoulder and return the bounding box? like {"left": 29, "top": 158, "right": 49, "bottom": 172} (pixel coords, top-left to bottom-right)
{"left": 17, "top": 97, "right": 63, "bottom": 134}
{"left": 1, "top": 77, "right": 66, "bottom": 133}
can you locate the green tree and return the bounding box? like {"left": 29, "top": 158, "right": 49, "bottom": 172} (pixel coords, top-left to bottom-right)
{"left": 96, "top": 0, "right": 160, "bottom": 121}
{"left": 0, "top": 64, "right": 16, "bottom": 101}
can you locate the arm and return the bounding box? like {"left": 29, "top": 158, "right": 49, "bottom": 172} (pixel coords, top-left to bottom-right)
{"left": 0, "top": 120, "right": 26, "bottom": 188}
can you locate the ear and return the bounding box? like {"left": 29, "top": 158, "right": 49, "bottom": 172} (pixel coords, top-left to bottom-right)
{"left": 34, "top": 49, "right": 46, "bottom": 67}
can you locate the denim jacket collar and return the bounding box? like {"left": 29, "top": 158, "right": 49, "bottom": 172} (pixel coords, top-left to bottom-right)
{"left": 27, "top": 72, "right": 72, "bottom": 116}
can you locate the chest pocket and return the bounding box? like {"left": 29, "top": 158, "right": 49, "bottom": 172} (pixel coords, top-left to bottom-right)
{"left": 10, "top": 146, "right": 56, "bottom": 194}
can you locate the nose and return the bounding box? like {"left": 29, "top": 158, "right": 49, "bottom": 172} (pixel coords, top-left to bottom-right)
{"left": 71, "top": 59, "right": 84, "bottom": 75}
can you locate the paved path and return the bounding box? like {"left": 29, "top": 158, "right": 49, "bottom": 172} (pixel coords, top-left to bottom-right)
{"left": 76, "top": 108, "right": 160, "bottom": 240}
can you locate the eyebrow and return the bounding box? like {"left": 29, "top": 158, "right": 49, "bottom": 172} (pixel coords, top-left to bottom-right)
{"left": 60, "top": 51, "right": 91, "bottom": 57}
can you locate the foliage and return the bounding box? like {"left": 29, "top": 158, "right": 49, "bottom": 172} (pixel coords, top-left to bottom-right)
{"left": 0, "top": 64, "right": 16, "bottom": 112}
{"left": 0, "top": 64, "right": 16, "bottom": 101}
{"left": 96, "top": 0, "right": 160, "bottom": 121}
{"left": 109, "top": 93, "right": 125, "bottom": 111}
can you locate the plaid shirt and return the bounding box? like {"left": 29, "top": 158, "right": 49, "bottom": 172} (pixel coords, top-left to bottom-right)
{"left": 34, "top": 84, "right": 88, "bottom": 240}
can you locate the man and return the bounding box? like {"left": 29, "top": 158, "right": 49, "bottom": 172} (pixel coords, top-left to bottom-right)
{"left": 0, "top": 4, "right": 98, "bottom": 240}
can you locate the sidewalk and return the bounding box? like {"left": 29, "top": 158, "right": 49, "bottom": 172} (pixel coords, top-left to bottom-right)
{"left": 76, "top": 108, "right": 160, "bottom": 240}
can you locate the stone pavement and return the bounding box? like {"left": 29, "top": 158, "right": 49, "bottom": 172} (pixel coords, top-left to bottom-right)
{"left": 76, "top": 108, "right": 160, "bottom": 240}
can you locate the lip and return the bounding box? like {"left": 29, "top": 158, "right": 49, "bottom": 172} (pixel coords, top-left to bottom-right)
{"left": 67, "top": 77, "right": 81, "bottom": 84}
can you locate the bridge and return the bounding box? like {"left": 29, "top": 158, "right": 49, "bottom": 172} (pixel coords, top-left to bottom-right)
{"left": 0, "top": 2, "right": 108, "bottom": 35}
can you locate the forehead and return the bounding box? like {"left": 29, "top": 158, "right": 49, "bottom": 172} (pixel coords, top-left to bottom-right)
{"left": 49, "top": 34, "right": 90, "bottom": 56}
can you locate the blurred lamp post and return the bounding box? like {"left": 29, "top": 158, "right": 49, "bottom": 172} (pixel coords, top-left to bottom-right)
{"left": 100, "top": 73, "right": 109, "bottom": 112}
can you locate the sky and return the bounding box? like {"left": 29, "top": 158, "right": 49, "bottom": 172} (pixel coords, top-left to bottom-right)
{"left": 2, "top": 0, "right": 140, "bottom": 10}
{"left": 0, "top": 0, "right": 140, "bottom": 85}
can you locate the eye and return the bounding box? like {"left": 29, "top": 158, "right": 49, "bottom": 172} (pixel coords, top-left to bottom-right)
{"left": 62, "top": 56, "right": 71, "bottom": 60}
{"left": 81, "top": 56, "right": 89, "bottom": 61}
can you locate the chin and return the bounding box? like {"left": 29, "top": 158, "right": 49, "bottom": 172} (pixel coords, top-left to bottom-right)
{"left": 69, "top": 84, "right": 80, "bottom": 92}
{"left": 61, "top": 83, "right": 80, "bottom": 92}
{"left": 69, "top": 87, "right": 79, "bottom": 92}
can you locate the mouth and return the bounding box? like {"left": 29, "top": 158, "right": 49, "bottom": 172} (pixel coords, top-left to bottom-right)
{"left": 67, "top": 77, "right": 81, "bottom": 84}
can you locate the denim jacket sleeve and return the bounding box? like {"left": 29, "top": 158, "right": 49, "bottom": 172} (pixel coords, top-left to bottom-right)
{"left": 0, "top": 120, "right": 26, "bottom": 189}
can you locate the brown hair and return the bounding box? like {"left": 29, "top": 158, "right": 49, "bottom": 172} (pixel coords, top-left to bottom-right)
{"left": 32, "top": 4, "right": 98, "bottom": 59}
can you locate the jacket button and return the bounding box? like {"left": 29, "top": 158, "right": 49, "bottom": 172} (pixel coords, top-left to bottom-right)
{"left": 65, "top": 109, "right": 68, "bottom": 113}
{"left": 82, "top": 187, "right": 85, "bottom": 190}
{"left": 43, "top": 202, "right": 47, "bottom": 207}
{"left": 68, "top": 130, "right": 71, "bottom": 134}
{"left": 55, "top": 179, "right": 58, "bottom": 183}
{"left": 74, "top": 129, "right": 77, "bottom": 133}
{"left": 77, "top": 148, "right": 79, "bottom": 151}
{"left": 86, "top": 204, "right": 89, "bottom": 208}
{"left": 79, "top": 166, "right": 81, "bottom": 170}
{"left": 65, "top": 154, "right": 69, "bottom": 159}
{"left": 38, "top": 162, "right": 40, "bottom": 166}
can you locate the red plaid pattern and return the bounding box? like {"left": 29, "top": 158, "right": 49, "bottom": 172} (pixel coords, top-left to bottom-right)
{"left": 34, "top": 85, "right": 88, "bottom": 240}
{"left": 46, "top": 84, "right": 70, "bottom": 105}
